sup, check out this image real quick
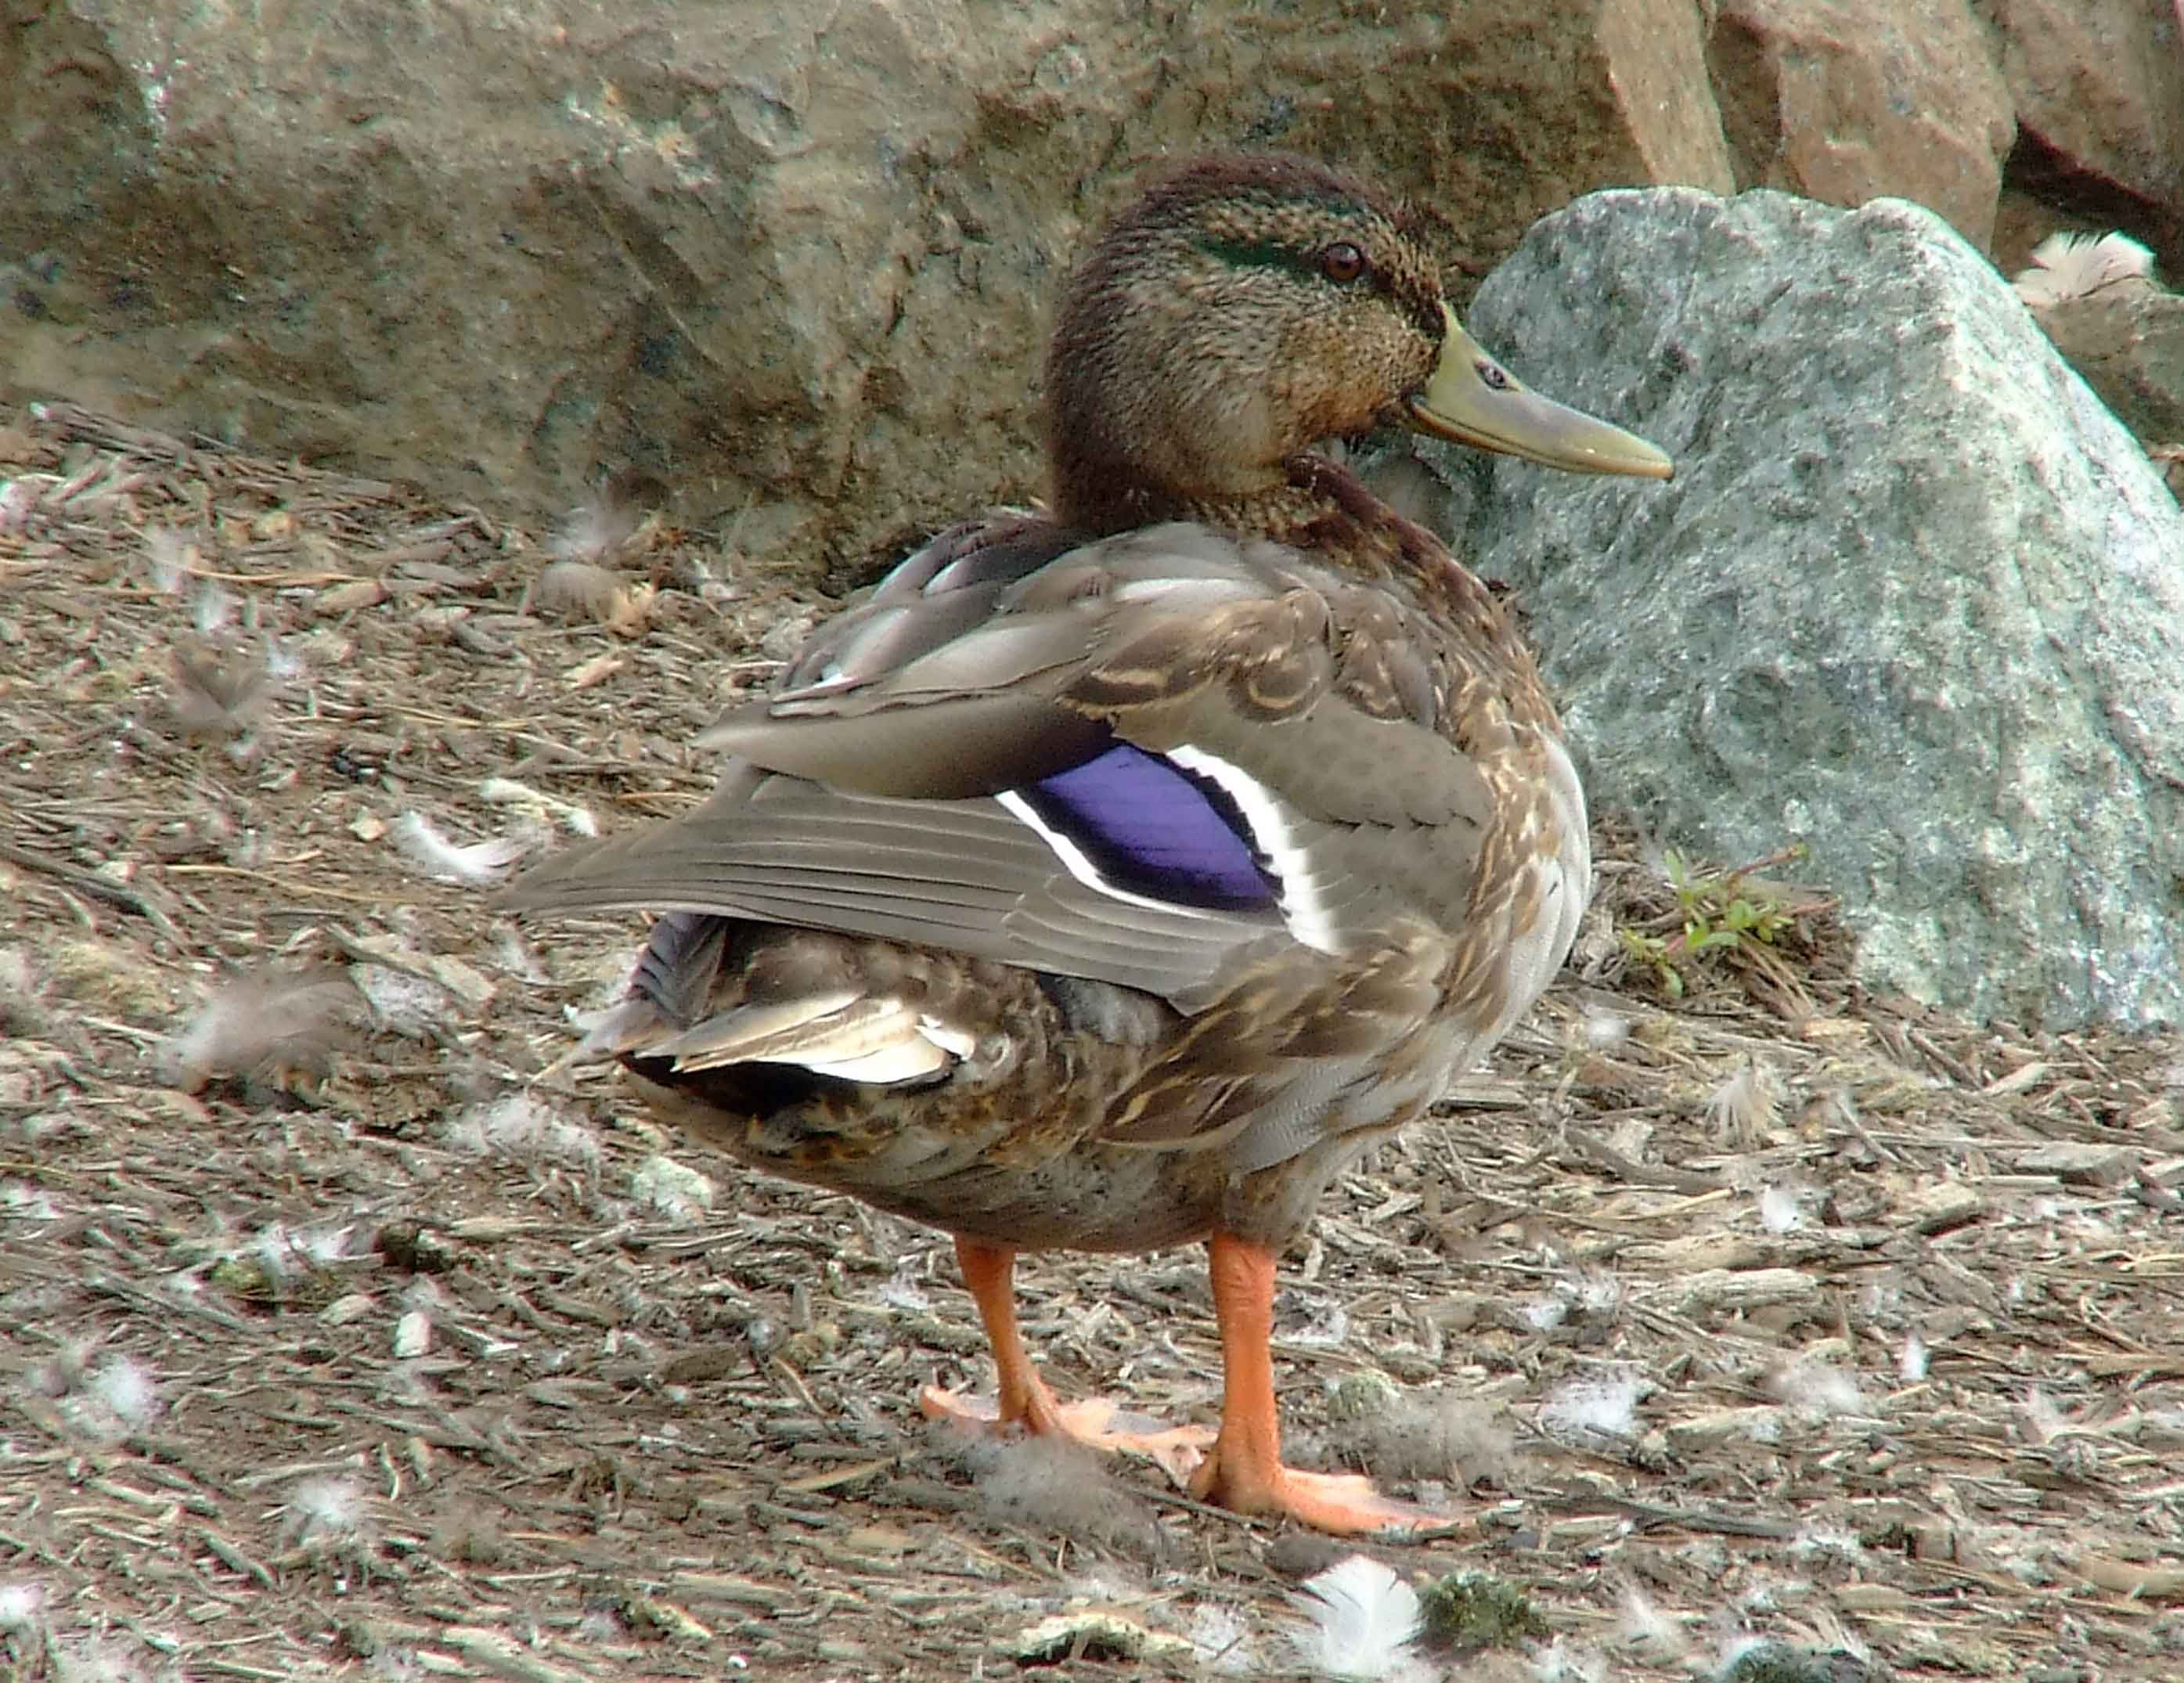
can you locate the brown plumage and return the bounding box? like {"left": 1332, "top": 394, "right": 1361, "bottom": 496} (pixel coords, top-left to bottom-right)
{"left": 505, "top": 151, "right": 1671, "bottom": 1533}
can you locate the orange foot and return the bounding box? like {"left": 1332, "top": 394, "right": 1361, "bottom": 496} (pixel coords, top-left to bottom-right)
{"left": 1189, "top": 1448, "right": 1453, "bottom": 1536}
{"left": 920, "top": 1385, "right": 1211, "bottom": 1485}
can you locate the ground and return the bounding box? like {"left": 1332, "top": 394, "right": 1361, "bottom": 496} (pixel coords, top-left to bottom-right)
{"left": 2, "top": 400, "right": 2181, "bottom": 1682}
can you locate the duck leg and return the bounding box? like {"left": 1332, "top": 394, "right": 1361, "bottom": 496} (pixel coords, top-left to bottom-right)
{"left": 920, "top": 1237, "right": 1211, "bottom": 1476}
{"left": 1188, "top": 1233, "right": 1451, "bottom": 1535}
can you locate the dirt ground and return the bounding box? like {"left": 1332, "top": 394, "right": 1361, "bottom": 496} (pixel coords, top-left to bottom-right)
{"left": 2, "top": 399, "right": 2182, "bottom": 1682}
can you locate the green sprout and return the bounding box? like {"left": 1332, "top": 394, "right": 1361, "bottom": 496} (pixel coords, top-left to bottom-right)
{"left": 1617, "top": 845, "right": 1814, "bottom": 1002}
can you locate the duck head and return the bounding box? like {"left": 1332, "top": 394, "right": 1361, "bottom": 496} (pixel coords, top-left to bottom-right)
{"left": 1045, "top": 152, "right": 1671, "bottom": 533}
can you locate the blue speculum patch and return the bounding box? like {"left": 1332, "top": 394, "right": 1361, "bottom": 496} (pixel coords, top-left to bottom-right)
{"left": 1019, "top": 744, "right": 1278, "bottom": 911}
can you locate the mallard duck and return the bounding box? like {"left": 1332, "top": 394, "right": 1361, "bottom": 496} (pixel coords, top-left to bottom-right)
{"left": 506, "top": 153, "right": 1670, "bottom": 1534}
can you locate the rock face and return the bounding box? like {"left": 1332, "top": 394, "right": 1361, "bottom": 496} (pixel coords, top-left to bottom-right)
{"left": 1436, "top": 189, "right": 2184, "bottom": 1032}
{"left": 1709, "top": 0, "right": 2014, "bottom": 247}
{"left": 1979, "top": 0, "right": 2184, "bottom": 248}
{"left": 0, "top": 0, "right": 1734, "bottom": 578}
{"left": 5, "top": 0, "right": 2178, "bottom": 576}
{"left": 2024, "top": 281, "right": 2184, "bottom": 462}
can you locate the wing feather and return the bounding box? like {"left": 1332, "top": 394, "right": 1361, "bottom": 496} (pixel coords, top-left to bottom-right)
{"left": 505, "top": 519, "right": 1497, "bottom": 1010}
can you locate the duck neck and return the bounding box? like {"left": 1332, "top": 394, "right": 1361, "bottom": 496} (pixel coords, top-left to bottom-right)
{"left": 1051, "top": 442, "right": 1379, "bottom": 535}
{"left": 1056, "top": 438, "right": 1521, "bottom": 614}
{"left": 1084, "top": 449, "right": 1493, "bottom": 613}
{"left": 1049, "top": 444, "right": 1287, "bottom": 539}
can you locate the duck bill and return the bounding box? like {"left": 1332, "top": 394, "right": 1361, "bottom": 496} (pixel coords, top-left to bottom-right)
{"left": 1405, "top": 303, "right": 1674, "bottom": 479}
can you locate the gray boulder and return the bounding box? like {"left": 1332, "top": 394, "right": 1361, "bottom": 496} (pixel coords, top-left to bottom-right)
{"left": 1433, "top": 188, "right": 2184, "bottom": 1031}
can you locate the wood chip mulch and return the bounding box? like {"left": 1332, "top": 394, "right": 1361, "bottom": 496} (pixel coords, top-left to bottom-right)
{"left": 2, "top": 400, "right": 2181, "bottom": 1681}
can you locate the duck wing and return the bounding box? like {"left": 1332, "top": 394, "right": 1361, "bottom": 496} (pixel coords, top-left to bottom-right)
{"left": 502, "top": 516, "right": 1499, "bottom": 1013}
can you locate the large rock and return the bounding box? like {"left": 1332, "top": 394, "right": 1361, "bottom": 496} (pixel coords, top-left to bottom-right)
{"left": 9, "top": 0, "right": 2182, "bottom": 589}
{"left": 1433, "top": 188, "right": 2184, "bottom": 1031}
{"left": 1708, "top": 0, "right": 2016, "bottom": 249}
{"left": 2023, "top": 272, "right": 2184, "bottom": 459}
{"left": 1977, "top": 0, "right": 2184, "bottom": 249}
{"left": 0, "top": 0, "right": 1732, "bottom": 578}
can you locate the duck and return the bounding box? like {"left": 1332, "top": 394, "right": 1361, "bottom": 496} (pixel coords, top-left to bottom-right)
{"left": 504, "top": 151, "right": 1671, "bottom": 1535}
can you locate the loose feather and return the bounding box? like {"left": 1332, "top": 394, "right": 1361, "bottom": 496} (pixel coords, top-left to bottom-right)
{"left": 2013, "top": 230, "right": 2156, "bottom": 307}
{"left": 394, "top": 812, "right": 532, "bottom": 887}
{"left": 1288, "top": 1555, "right": 1429, "bottom": 1682}
{"left": 168, "top": 968, "right": 366, "bottom": 1093}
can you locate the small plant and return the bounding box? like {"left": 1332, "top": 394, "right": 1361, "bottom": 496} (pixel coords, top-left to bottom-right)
{"left": 1665, "top": 848, "right": 1796, "bottom": 953}
{"left": 1616, "top": 845, "right": 1824, "bottom": 1008}
{"left": 1416, "top": 1569, "right": 1548, "bottom": 1652}
{"left": 1721, "top": 1642, "right": 1875, "bottom": 1683}
{"left": 1617, "top": 926, "right": 1684, "bottom": 998}
{"left": 207, "top": 1249, "right": 346, "bottom": 1310}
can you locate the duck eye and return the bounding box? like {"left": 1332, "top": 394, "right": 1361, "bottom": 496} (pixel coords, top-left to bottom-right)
{"left": 1318, "top": 241, "right": 1368, "bottom": 284}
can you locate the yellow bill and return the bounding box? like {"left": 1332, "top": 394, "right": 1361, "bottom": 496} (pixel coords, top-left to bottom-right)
{"left": 1406, "top": 302, "right": 1673, "bottom": 479}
